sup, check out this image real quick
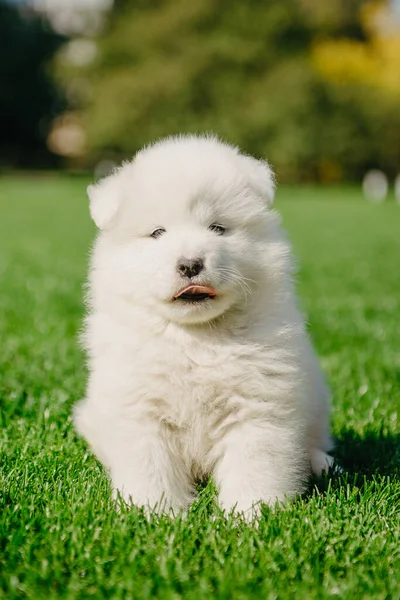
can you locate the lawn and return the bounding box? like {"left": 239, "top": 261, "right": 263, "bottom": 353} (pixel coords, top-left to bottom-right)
{"left": 0, "top": 176, "right": 399, "bottom": 599}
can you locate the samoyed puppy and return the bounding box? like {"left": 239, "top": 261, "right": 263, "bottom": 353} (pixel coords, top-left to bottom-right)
{"left": 74, "top": 135, "right": 333, "bottom": 518}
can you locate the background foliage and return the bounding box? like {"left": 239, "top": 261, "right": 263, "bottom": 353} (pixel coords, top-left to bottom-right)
{"left": 0, "top": 2, "right": 66, "bottom": 168}
{"left": 1, "top": 0, "right": 399, "bottom": 179}
{"left": 65, "top": 0, "right": 400, "bottom": 181}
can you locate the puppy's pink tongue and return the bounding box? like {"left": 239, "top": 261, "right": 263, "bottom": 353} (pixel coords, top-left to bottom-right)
{"left": 175, "top": 285, "right": 216, "bottom": 298}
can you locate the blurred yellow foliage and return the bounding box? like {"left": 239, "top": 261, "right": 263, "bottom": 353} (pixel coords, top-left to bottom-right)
{"left": 312, "top": 1, "right": 400, "bottom": 97}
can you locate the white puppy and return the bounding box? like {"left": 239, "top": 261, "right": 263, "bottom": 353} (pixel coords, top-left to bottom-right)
{"left": 74, "top": 135, "right": 333, "bottom": 518}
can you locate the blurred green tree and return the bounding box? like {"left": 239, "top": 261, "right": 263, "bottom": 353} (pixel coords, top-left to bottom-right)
{"left": 0, "top": 2, "right": 66, "bottom": 168}
{"left": 68, "top": 0, "right": 399, "bottom": 181}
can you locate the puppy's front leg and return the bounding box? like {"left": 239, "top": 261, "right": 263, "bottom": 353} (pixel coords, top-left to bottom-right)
{"left": 214, "top": 420, "right": 308, "bottom": 519}
{"left": 75, "top": 399, "right": 193, "bottom": 514}
{"left": 106, "top": 426, "right": 194, "bottom": 514}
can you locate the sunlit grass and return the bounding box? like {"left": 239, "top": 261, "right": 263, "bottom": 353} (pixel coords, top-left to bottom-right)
{"left": 0, "top": 176, "right": 399, "bottom": 599}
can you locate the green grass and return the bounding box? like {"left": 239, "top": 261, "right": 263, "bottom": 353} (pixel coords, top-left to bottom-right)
{"left": 1, "top": 176, "right": 399, "bottom": 599}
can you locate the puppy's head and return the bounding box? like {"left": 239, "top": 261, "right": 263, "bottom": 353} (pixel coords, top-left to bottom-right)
{"left": 89, "top": 135, "right": 286, "bottom": 326}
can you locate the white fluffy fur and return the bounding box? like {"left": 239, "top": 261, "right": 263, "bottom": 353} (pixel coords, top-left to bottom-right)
{"left": 74, "top": 135, "right": 333, "bottom": 519}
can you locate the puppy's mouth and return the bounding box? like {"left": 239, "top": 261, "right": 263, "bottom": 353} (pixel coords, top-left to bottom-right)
{"left": 173, "top": 284, "right": 217, "bottom": 303}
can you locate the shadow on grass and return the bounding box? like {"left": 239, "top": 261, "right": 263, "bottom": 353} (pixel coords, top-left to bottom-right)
{"left": 333, "top": 428, "right": 400, "bottom": 478}
{"left": 308, "top": 428, "right": 400, "bottom": 498}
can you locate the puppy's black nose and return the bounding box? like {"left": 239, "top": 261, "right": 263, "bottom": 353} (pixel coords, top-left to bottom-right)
{"left": 177, "top": 258, "right": 204, "bottom": 279}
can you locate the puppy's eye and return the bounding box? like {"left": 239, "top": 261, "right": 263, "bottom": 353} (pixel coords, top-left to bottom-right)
{"left": 209, "top": 224, "right": 226, "bottom": 235}
{"left": 150, "top": 227, "right": 166, "bottom": 239}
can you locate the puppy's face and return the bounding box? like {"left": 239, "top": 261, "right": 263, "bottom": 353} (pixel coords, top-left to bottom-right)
{"left": 89, "top": 137, "right": 278, "bottom": 325}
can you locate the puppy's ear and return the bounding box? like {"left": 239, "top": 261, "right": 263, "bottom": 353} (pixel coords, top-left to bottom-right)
{"left": 87, "top": 173, "right": 122, "bottom": 230}
{"left": 241, "top": 155, "right": 275, "bottom": 207}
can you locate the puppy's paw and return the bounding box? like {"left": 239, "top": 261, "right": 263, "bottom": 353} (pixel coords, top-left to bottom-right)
{"left": 113, "top": 488, "right": 182, "bottom": 518}
{"left": 311, "top": 449, "right": 341, "bottom": 475}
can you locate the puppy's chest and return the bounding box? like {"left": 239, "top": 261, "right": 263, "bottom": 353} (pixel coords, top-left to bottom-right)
{"left": 130, "top": 339, "right": 267, "bottom": 426}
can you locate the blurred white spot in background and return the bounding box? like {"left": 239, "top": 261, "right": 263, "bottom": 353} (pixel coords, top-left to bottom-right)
{"left": 94, "top": 160, "right": 117, "bottom": 181}
{"left": 47, "top": 114, "right": 86, "bottom": 157}
{"left": 394, "top": 173, "right": 400, "bottom": 204}
{"left": 33, "top": 0, "right": 113, "bottom": 36}
{"left": 362, "top": 170, "right": 388, "bottom": 203}
{"left": 62, "top": 39, "right": 98, "bottom": 67}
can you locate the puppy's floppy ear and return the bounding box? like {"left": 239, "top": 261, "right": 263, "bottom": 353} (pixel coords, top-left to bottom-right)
{"left": 87, "top": 172, "right": 122, "bottom": 230}
{"left": 241, "top": 155, "right": 275, "bottom": 207}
